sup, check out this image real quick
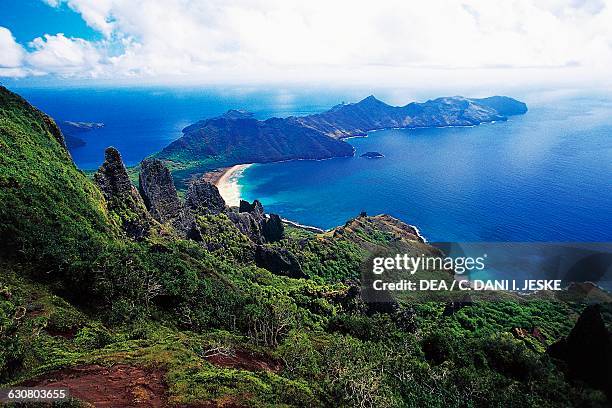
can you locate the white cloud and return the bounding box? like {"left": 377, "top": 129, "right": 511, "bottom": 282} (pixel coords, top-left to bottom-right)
{"left": 0, "top": 27, "right": 27, "bottom": 77}
{"left": 62, "top": 0, "right": 115, "bottom": 38}
{"left": 1, "top": 0, "right": 612, "bottom": 89}
{"left": 25, "top": 33, "right": 107, "bottom": 77}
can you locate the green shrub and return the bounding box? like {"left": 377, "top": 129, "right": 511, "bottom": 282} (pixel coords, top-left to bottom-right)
{"left": 74, "top": 323, "right": 114, "bottom": 350}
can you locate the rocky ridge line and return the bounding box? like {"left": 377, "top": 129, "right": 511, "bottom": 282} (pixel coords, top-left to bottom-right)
{"left": 96, "top": 148, "right": 286, "bottom": 248}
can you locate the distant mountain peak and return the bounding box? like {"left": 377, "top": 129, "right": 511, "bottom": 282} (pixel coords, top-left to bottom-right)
{"left": 358, "top": 95, "right": 383, "bottom": 104}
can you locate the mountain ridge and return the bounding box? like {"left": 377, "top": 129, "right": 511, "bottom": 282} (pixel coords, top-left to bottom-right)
{"left": 290, "top": 95, "right": 527, "bottom": 138}
{"left": 157, "top": 94, "right": 527, "bottom": 187}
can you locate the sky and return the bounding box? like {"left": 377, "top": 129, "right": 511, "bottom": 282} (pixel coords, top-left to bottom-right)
{"left": 1, "top": 0, "right": 612, "bottom": 92}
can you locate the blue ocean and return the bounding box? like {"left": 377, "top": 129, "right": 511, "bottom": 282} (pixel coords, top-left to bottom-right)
{"left": 13, "top": 87, "right": 612, "bottom": 242}
{"left": 240, "top": 94, "right": 612, "bottom": 242}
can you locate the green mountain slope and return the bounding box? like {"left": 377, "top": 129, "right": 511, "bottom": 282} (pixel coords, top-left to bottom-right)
{"left": 0, "top": 86, "right": 610, "bottom": 407}
{"left": 0, "top": 86, "right": 116, "bottom": 274}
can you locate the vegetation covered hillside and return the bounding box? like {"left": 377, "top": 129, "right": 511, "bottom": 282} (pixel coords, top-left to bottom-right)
{"left": 0, "top": 86, "right": 610, "bottom": 407}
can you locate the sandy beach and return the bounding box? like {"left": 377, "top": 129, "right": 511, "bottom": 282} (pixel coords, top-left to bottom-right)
{"left": 212, "top": 164, "right": 252, "bottom": 207}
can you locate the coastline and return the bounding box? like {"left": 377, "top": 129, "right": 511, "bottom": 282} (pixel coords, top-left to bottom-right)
{"left": 205, "top": 163, "right": 328, "bottom": 234}
{"left": 200, "top": 120, "right": 497, "bottom": 234}
{"left": 281, "top": 218, "right": 325, "bottom": 234}
{"left": 212, "top": 163, "right": 253, "bottom": 207}
{"left": 204, "top": 152, "right": 355, "bottom": 207}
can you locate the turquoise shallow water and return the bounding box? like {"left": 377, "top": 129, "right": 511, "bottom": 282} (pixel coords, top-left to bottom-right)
{"left": 240, "top": 96, "right": 612, "bottom": 241}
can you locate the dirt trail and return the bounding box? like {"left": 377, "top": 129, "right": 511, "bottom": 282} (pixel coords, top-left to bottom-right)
{"left": 22, "top": 351, "right": 276, "bottom": 407}
{"left": 24, "top": 364, "right": 167, "bottom": 407}
{"left": 204, "top": 349, "right": 281, "bottom": 372}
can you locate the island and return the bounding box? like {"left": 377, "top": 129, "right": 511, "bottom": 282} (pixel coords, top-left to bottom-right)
{"left": 156, "top": 95, "right": 527, "bottom": 188}
{"left": 62, "top": 133, "right": 86, "bottom": 149}
{"left": 58, "top": 121, "right": 105, "bottom": 149}
{"left": 361, "top": 151, "right": 384, "bottom": 159}
{"left": 62, "top": 121, "right": 105, "bottom": 131}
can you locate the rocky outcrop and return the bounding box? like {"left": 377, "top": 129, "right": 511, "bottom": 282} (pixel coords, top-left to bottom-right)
{"left": 235, "top": 199, "right": 265, "bottom": 243}
{"left": 185, "top": 179, "right": 227, "bottom": 215}
{"left": 262, "top": 214, "right": 284, "bottom": 243}
{"left": 239, "top": 199, "right": 264, "bottom": 217}
{"left": 235, "top": 199, "right": 284, "bottom": 244}
{"left": 255, "top": 245, "right": 306, "bottom": 279}
{"left": 139, "top": 159, "right": 183, "bottom": 223}
{"left": 138, "top": 159, "right": 236, "bottom": 235}
{"left": 548, "top": 305, "right": 612, "bottom": 398}
{"left": 139, "top": 158, "right": 195, "bottom": 235}
{"left": 94, "top": 147, "right": 153, "bottom": 240}
{"left": 227, "top": 211, "right": 264, "bottom": 244}
{"left": 95, "top": 148, "right": 136, "bottom": 200}
{"left": 134, "top": 158, "right": 285, "bottom": 246}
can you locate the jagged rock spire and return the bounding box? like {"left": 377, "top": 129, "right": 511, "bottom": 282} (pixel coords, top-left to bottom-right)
{"left": 239, "top": 199, "right": 264, "bottom": 217}
{"left": 139, "top": 158, "right": 183, "bottom": 223}
{"left": 185, "top": 179, "right": 227, "bottom": 215}
{"left": 94, "top": 147, "right": 135, "bottom": 200}
{"left": 94, "top": 147, "right": 153, "bottom": 240}
{"left": 130, "top": 156, "right": 285, "bottom": 245}
{"left": 236, "top": 199, "right": 284, "bottom": 243}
